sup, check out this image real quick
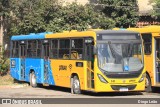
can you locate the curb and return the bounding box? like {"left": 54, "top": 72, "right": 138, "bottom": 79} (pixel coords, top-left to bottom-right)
{"left": 0, "top": 84, "right": 29, "bottom": 89}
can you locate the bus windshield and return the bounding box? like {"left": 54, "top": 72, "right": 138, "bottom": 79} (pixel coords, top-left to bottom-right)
{"left": 97, "top": 43, "right": 143, "bottom": 73}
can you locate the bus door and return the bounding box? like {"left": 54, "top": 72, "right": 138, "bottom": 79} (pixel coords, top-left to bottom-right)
{"left": 155, "top": 38, "right": 160, "bottom": 83}
{"left": 19, "top": 40, "right": 26, "bottom": 80}
{"left": 42, "top": 40, "right": 50, "bottom": 83}
{"left": 85, "top": 38, "right": 94, "bottom": 89}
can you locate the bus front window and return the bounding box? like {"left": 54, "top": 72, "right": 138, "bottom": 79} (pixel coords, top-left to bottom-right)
{"left": 97, "top": 43, "right": 143, "bottom": 73}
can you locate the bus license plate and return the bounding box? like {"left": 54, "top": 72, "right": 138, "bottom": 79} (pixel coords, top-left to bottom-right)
{"left": 119, "top": 87, "right": 128, "bottom": 91}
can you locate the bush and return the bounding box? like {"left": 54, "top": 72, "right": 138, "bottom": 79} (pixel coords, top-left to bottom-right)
{"left": 0, "top": 45, "right": 9, "bottom": 76}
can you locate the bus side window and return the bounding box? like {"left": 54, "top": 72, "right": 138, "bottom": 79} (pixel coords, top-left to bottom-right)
{"left": 27, "top": 40, "right": 37, "bottom": 57}
{"left": 59, "top": 39, "right": 70, "bottom": 59}
{"left": 51, "top": 39, "right": 58, "bottom": 59}
{"left": 37, "top": 40, "right": 41, "bottom": 57}
{"left": 71, "top": 51, "right": 79, "bottom": 59}
{"left": 71, "top": 39, "right": 83, "bottom": 59}
{"left": 12, "top": 41, "right": 19, "bottom": 57}
{"left": 142, "top": 33, "right": 152, "bottom": 55}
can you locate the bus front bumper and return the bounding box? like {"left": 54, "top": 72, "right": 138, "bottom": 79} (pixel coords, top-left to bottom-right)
{"left": 94, "top": 82, "right": 145, "bottom": 92}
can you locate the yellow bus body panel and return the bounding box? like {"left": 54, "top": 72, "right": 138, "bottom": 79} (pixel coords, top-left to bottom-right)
{"left": 45, "top": 31, "right": 96, "bottom": 40}
{"left": 50, "top": 59, "right": 87, "bottom": 90}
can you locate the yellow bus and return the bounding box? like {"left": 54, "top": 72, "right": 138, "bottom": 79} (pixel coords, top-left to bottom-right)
{"left": 46, "top": 30, "right": 146, "bottom": 93}
{"left": 127, "top": 26, "right": 160, "bottom": 92}
{"left": 10, "top": 30, "right": 145, "bottom": 94}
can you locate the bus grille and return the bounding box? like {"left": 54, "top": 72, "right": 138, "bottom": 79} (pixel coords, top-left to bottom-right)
{"left": 111, "top": 85, "right": 136, "bottom": 91}
{"left": 105, "top": 72, "right": 141, "bottom": 78}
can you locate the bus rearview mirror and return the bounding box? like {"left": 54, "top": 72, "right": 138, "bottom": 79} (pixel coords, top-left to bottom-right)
{"left": 94, "top": 46, "right": 97, "bottom": 55}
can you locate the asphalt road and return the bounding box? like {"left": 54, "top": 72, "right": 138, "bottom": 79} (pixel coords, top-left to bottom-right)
{"left": 0, "top": 85, "right": 159, "bottom": 98}
{"left": 0, "top": 86, "right": 159, "bottom": 107}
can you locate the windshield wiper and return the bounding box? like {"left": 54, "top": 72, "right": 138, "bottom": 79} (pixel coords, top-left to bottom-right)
{"left": 108, "top": 41, "right": 117, "bottom": 63}
{"left": 128, "top": 43, "right": 133, "bottom": 57}
{"left": 124, "top": 43, "right": 133, "bottom": 72}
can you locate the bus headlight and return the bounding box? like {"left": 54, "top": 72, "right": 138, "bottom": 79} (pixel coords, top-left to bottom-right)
{"left": 139, "top": 73, "right": 146, "bottom": 83}
{"left": 97, "top": 74, "right": 108, "bottom": 83}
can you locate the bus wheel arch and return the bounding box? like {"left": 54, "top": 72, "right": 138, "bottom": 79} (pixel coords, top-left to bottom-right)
{"left": 29, "top": 69, "right": 37, "bottom": 88}
{"left": 70, "top": 73, "right": 81, "bottom": 94}
{"left": 145, "top": 71, "right": 152, "bottom": 92}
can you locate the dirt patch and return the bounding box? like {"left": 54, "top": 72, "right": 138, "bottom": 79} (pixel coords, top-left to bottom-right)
{"left": 0, "top": 74, "right": 14, "bottom": 85}
{"left": 0, "top": 74, "right": 29, "bottom": 88}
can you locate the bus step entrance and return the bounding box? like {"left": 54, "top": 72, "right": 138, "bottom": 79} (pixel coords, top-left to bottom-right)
{"left": 156, "top": 38, "right": 160, "bottom": 83}
{"left": 43, "top": 41, "right": 50, "bottom": 84}
{"left": 44, "top": 64, "right": 48, "bottom": 83}
{"left": 44, "top": 60, "right": 49, "bottom": 83}
{"left": 21, "top": 58, "right": 25, "bottom": 80}
{"left": 156, "top": 66, "right": 160, "bottom": 83}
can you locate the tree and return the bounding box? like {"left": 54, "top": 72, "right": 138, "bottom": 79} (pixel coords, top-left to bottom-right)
{"left": 0, "top": 45, "right": 9, "bottom": 76}
{"left": 8, "top": 0, "right": 58, "bottom": 35}
{"left": 0, "top": 0, "right": 10, "bottom": 18}
{"left": 45, "top": 3, "right": 115, "bottom": 32}
{"left": 0, "top": 0, "right": 11, "bottom": 49}
{"left": 1, "top": 0, "right": 115, "bottom": 36}
{"left": 97, "top": 0, "right": 139, "bottom": 28}
{"left": 152, "top": 0, "right": 160, "bottom": 18}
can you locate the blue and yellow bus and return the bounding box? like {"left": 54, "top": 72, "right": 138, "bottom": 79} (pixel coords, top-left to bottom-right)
{"left": 10, "top": 30, "right": 145, "bottom": 94}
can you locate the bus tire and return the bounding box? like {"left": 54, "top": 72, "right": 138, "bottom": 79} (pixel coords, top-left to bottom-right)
{"left": 30, "top": 72, "right": 37, "bottom": 88}
{"left": 72, "top": 76, "right": 81, "bottom": 94}
{"left": 145, "top": 74, "right": 152, "bottom": 92}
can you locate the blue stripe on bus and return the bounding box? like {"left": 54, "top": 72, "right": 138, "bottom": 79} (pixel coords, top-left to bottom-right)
{"left": 10, "top": 58, "right": 55, "bottom": 85}
{"left": 25, "top": 58, "right": 44, "bottom": 83}
{"left": 11, "top": 32, "right": 52, "bottom": 40}
{"left": 10, "top": 32, "right": 54, "bottom": 85}
{"left": 25, "top": 58, "right": 55, "bottom": 85}
{"left": 44, "top": 59, "right": 55, "bottom": 85}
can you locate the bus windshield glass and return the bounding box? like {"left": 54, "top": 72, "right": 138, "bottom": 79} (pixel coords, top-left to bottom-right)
{"left": 97, "top": 43, "right": 143, "bottom": 72}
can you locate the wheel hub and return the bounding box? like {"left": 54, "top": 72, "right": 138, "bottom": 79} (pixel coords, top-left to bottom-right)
{"left": 74, "top": 80, "right": 79, "bottom": 89}
{"left": 32, "top": 74, "right": 36, "bottom": 85}
{"left": 145, "top": 77, "right": 149, "bottom": 88}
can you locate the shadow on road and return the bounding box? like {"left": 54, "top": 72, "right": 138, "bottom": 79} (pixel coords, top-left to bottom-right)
{"left": 37, "top": 85, "right": 144, "bottom": 97}
{"left": 42, "top": 85, "right": 71, "bottom": 93}
{"left": 152, "top": 87, "right": 160, "bottom": 94}
{"left": 82, "top": 91, "right": 143, "bottom": 97}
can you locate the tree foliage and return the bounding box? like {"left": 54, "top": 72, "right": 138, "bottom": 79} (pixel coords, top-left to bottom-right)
{"left": 8, "top": 0, "right": 60, "bottom": 35}
{"left": 1, "top": 0, "right": 115, "bottom": 35}
{"left": 97, "top": 0, "right": 139, "bottom": 28}
{"left": 1, "top": 0, "right": 140, "bottom": 35}
{"left": 0, "top": 0, "right": 10, "bottom": 16}
{"left": 46, "top": 3, "right": 115, "bottom": 32}
{"left": 0, "top": 45, "right": 9, "bottom": 76}
{"left": 152, "top": 0, "right": 160, "bottom": 18}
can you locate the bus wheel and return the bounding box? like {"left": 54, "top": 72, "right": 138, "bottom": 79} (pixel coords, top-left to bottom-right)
{"left": 145, "top": 74, "right": 151, "bottom": 92}
{"left": 72, "top": 76, "right": 81, "bottom": 94}
{"left": 30, "top": 72, "right": 37, "bottom": 88}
